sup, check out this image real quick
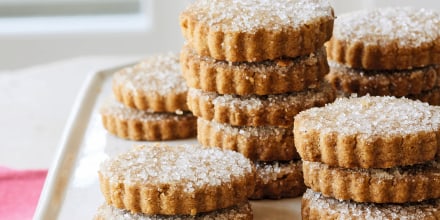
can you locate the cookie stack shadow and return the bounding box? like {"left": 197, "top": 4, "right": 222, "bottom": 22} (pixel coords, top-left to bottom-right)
{"left": 325, "top": 7, "right": 440, "bottom": 105}
{"left": 295, "top": 95, "right": 440, "bottom": 219}
{"left": 99, "top": 53, "right": 197, "bottom": 141}
{"left": 179, "top": 0, "right": 336, "bottom": 199}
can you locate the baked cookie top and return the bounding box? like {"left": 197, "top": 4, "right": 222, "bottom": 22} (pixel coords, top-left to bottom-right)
{"left": 100, "top": 144, "right": 253, "bottom": 192}
{"left": 327, "top": 7, "right": 440, "bottom": 70}
{"left": 294, "top": 95, "right": 440, "bottom": 168}
{"left": 180, "top": 0, "right": 334, "bottom": 62}
{"left": 183, "top": 0, "right": 333, "bottom": 33}
{"left": 112, "top": 53, "right": 189, "bottom": 112}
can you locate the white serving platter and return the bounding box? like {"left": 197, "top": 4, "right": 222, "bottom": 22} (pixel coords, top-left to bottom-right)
{"left": 34, "top": 64, "right": 302, "bottom": 220}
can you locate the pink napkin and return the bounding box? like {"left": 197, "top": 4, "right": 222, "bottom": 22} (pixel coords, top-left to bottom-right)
{"left": 0, "top": 167, "right": 47, "bottom": 220}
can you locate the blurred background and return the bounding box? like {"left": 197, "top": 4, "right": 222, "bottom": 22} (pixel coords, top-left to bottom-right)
{"left": 0, "top": 0, "right": 439, "bottom": 70}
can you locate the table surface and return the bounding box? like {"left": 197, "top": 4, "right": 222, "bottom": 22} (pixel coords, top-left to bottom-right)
{"left": 0, "top": 55, "right": 143, "bottom": 169}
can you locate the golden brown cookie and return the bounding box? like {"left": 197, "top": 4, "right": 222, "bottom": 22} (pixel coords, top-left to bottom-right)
{"left": 327, "top": 7, "right": 440, "bottom": 70}
{"left": 303, "top": 160, "right": 440, "bottom": 203}
{"left": 294, "top": 95, "right": 440, "bottom": 169}
{"left": 98, "top": 144, "right": 255, "bottom": 216}
{"left": 408, "top": 87, "right": 440, "bottom": 106}
{"left": 181, "top": 45, "right": 329, "bottom": 95}
{"left": 197, "top": 118, "right": 299, "bottom": 161}
{"left": 94, "top": 202, "right": 252, "bottom": 220}
{"left": 187, "top": 82, "right": 335, "bottom": 127}
{"left": 326, "top": 61, "right": 440, "bottom": 97}
{"left": 100, "top": 97, "right": 196, "bottom": 141}
{"left": 250, "top": 160, "right": 306, "bottom": 200}
{"left": 112, "top": 53, "right": 189, "bottom": 112}
{"left": 302, "top": 189, "right": 440, "bottom": 220}
{"left": 180, "top": 0, "right": 334, "bottom": 62}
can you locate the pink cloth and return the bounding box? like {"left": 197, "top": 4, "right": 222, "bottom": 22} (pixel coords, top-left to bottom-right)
{"left": 0, "top": 167, "right": 47, "bottom": 220}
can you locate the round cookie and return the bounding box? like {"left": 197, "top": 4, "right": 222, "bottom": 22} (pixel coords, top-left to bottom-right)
{"left": 94, "top": 202, "right": 252, "bottom": 220}
{"left": 197, "top": 118, "right": 299, "bottom": 161}
{"left": 112, "top": 53, "right": 188, "bottom": 112}
{"left": 100, "top": 97, "right": 196, "bottom": 141}
{"left": 294, "top": 95, "right": 440, "bottom": 169}
{"left": 181, "top": 45, "right": 329, "bottom": 95}
{"left": 303, "top": 160, "right": 440, "bottom": 203}
{"left": 327, "top": 7, "right": 440, "bottom": 70}
{"left": 409, "top": 87, "right": 440, "bottom": 106}
{"left": 326, "top": 61, "right": 440, "bottom": 97}
{"left": 98, "top": 144, "right": 255, "bottom": 216}
{"left": 180, "top": 0, "right": 334, "bottom": 62}
{"left": 250, "top": 160, "right": 306, "bottom": 200}
{"left": 302, "top": 189, "right": 440, "bottom": 220}
{"left": 187, "top": 82, "right": 335, "bottom": 127}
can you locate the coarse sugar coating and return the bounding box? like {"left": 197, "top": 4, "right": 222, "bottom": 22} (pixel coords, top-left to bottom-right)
{"left": 100, "top": 97, "right": 196, "bottom": 141}
{"left": 326, "top": 61, "right": 440, "bottom": 97}
{"left": 250, "top": 160, "right": 306, "bottom": 199}
{"left": 181, "top": 44, "right": 329, "bottom": 95}
{"left": 187, "top": 82, "right": 335, "bottom": 127}
{"left": 303, "top": 160, "right": 440, "bottom": 203}
{"left": 327, "top": 7, "right": 440, "bottom": 70}
{"left": 180, "top": 0, "right": 334, "bottom": 62}
{"left": 294, "top": 95, "right": 440, "bottom": 168}
{"left": 98, "top": 144, "right": 255, "bottom": 215}
{"left": 197, "top": 118, "right": 299, "bottom": 161}
{"left": 302, "top": 189, "right": 440, "bottom": 220}
{"left": 112, "top": 52, "right": 189, "bottom": 112}
{"left": 94, "top": 201, "right": 252, "bottom": 220}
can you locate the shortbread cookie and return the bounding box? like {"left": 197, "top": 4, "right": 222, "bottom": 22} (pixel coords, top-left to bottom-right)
{"left": 409, "top": 87, "right": 440, "bottom": 106}
{"left": 197, "top": 118, "right": 299, "bottom": 161}
{"left": 112, "top": 53, "right": 189, "bottom": 112}
{"left": 181, "top": 45, "right": 329, "bottom": 95}
{"left": 326, "top": 62, "right": 440, "bottom": 97}
{"left": 95, "top": 202, "right": 252, "bottom": 220}
{"left": 180, "top": 0, "right": 334, "bottom": 62}
{"left": 188, "top": 82, "right": 335, "bottom": 127}
{"left": 98, "top": 144, "right": 255, "bottom": 215}
{"left": 302, "top": 189, "right": 440, "bottom": 220}
{"left": 251, "top": 160, "right": 306, "bottom": 199}
{"left": 100, "top": 98, "right": 196, "bottom": 141}
{"left": 327, "top": 7, "right": 440, "bottom": 70}
{"left": 303, "top": 160, "right": 440, "bottom": 203}
{"left": 294, "top": 95, "right": 440, "bottom": 168}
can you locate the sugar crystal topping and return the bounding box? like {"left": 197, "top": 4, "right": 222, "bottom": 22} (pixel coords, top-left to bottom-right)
{"left": 304, "top": 189, "right": 440, "bottom": 219}
{"left": 255, "top": 161, "right": 301, "bottom": 184}
{"left": 184, "top": 0, "right": 334, "bottom": 32}
{"left": 99, "top": 144, "right": 253, "bottom": 192}
{"left": 113, "top": 53, "right": 187, "bottom": 96}
{"left": 334, "top": 7, "right": 440, "bottom": 47}
{"left": 295, "top": 95, "right": 440, "bottom": 136}
{"left": 100, "top": 97, "right": 192, "bottom": 121}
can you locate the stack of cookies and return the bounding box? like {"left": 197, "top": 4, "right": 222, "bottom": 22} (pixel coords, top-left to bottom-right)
{"left": 179, "top": 0, "right": 336, "bottom": 199}
{"left": 100, "top": 53, "right": 197, "bottom": 141}
{"left": 95, "top": 143, "right": 255, "bottom": 219}
{"left": 294, "top": 95, "right": 440, "bottom": 219}
{"left": 326, "top": 7, "right": 440, "bottom": 105}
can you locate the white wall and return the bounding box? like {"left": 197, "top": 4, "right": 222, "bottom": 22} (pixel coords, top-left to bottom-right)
{"left": 1, "top": 0, "right": 439, "bottom": 70}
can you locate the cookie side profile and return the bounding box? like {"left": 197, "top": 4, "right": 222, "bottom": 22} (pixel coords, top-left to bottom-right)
{"left": 327, "top": 7, "right": 440, "bottom": 70}
{"left": 112, "top": 53, "right": 189, "bottom": 112}
{"left": 326, "top": 62, "right": 440, "bottom": 97}
{"left": 294, "top": 95, "right": 440, "bottom": 168}
{"left": 197, "top": 118, "right": 299, "bottom": 161}
{"left": 408, "top": 87, "right": 440, "bottom": 106}
{"left": 181, "top": 45, "right": 329, "bottom": 95}
{"left": 303, "top": 160, "right": 440, "bottom": 203}
{"left": 302, "top": 189, "right": 440, "bottom": 220}
{"left": 100, "top": 98, "right": 196, "bottom": 141}
{"left": 188, "top": 82, "right": 335, "bottom": 127}
{"left": 98, "top": 144, "right": 255, "bottom": 215}
{"left": 94, "top": 201, "right": 252, "bottom": 220}
{"left": 180, "top": 0, "right": 334, "bottom": 62}
{"left": 250, "top": 160, "right": 306, "bottom": 200}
